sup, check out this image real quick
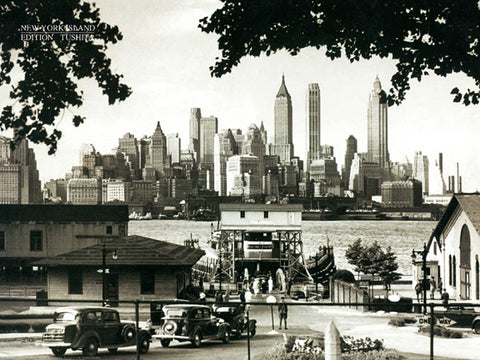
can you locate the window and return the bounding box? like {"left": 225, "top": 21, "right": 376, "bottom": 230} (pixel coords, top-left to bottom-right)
{"left": 30, "top": 231, "right": 43, "bottom": 251}
{"left": 106, "top": 225, "right": 113, "bottom": 235}
{"left": 240, "top": 211, "right": 245, "bottom": 218}
{"left": 264, "top": 211, "right": 269, "bottom": 219}
{"left": 0, "top": 231, "right": 4, "bottom": 250}
{"left": 140, "top": 271, "right": 155, "bottom": 294}
{"left": 103, "top": 311, "right": 119, "bottom": 322}
{"left": 68, "top": 269, "right": 83, "bottom": 294}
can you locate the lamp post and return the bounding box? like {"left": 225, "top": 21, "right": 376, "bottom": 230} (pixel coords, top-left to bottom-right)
{"left": 101, "top": 241, "right": 117, "bottom": 307}
{"left": 411, "top": 243, "right": 428, "bottom": 314}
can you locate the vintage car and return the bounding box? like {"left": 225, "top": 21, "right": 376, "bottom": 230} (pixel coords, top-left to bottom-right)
{"left": 151, "top": 304, "right": 231, "bottom": 347}
{"left": 41, "top": 306, "right": 151, "bottom": 357}
{"left": 434, "top": 305, "right": 478, "bottom": 328}
{"left": 212, "top": 305, "right": 256, "bottom": 338}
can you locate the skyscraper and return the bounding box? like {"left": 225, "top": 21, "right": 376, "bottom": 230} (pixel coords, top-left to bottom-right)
{"left": 214, "top": 129, "right": 238, "bottom": 196}
{"left": 270, "top": 75, "right": 294, "bottom": 163}
{"left": 342, "top": 135, "right": 357, "bottom": 187}
{"left": 148, "top": 121, "right": 168, "bottom": 177}
{"left": 117, "top": 133, "right": 139, "bottom": 179}
{"left": 413, "top": 151, "right": 429, "bottom": 196}
{"left": 367, "top": 76, "right": 389, "bottom": 169}
{"left": 166, "top": 133, "right": 181, "bottom": 165}
{"left": 306, "top": 83, "right": 321, "bottom": 170}
{"left": 242, "top": 123, "right": 265, "bottom": 176}
{"left": 199, "top": 116, "right": 218, "bottom": 165}
{"left": 189, "top": 108, "right": 201, "bottom": 160}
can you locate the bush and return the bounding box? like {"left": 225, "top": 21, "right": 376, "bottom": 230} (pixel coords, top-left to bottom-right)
{"left": 388, "top": 318, "right": 406, "bottom": 327}
{"left": 256, "top": 343, "right": 324, "bottom": 360}
{"left": 418, "top": 325, "right": 463, "bottom": 338}
{"left": 341, "top": 336, "right": 384, "bottom": 353}
{"left": 342, "top": 349, "right": 405, "bottom": 360}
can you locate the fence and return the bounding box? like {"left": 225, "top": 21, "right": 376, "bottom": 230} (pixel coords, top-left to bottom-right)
{"left": 0, "top": 296, "right": 477, "bottom": 360}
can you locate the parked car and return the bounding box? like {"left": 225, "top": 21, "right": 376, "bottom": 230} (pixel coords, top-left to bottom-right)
{"left": 212, "top": 305, "right": 256, "bottom": 338}
{"left": 41, "top": 306, "right": 151, "bottom": 357}
{"left": 151, "top": 304, "right": 231, "bottom": 347}
{"left": 435, "top": 305, "right": 478, "bottom": 328}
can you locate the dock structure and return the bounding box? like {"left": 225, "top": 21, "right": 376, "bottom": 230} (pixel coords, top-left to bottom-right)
{"left": 211, "top": 204, "right": 312, "bottom": 288}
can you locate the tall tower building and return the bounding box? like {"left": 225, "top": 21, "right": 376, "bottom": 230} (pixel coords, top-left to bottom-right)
{"left": 189, "top": 108, "right": 201, "bottom": 160}
{"left": 117, "top": 133, "right": 139, "bottom": 178}
{"left": 270, "top": 74, "right": 294, "bottom": 163}
{"left": 342, "top": 135, "right": 357, "bottom": 187}
{"left": 166, "top": 133, "right": 181, "bottom": 165}
{"left": 413, "top": 151, "right": 429, "bottom": 196}
{"left": 306, "top": 83, "right": 321, "bottom": 170}
{"left": 214, "top": 129, "right": 238, "bottom": 196}
{"left": 148, "top": 121, "right": 168, "bottom": 177}
{"left": 243, "top": 123, "right": 265, "bottom": 176}
{"left": 259, "top": 121, "right": 268, "bottom": 154}
{"left": 367, "top": 76, "right": 389, "bottom": 169}
{"left": 199, "top": 116, "right": 218, "bottom": 165}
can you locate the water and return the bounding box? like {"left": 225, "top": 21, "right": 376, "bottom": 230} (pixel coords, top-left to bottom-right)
{"left": 129, "top": 220, "right": 436, "bottom": 276}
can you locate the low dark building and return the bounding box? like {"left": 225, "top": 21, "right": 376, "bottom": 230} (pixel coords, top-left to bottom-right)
{"left": 34, "top": 235, "right": 205, "bottom": 303}
{"left": 381, "top": 179, "right": 423, "bottom": 208}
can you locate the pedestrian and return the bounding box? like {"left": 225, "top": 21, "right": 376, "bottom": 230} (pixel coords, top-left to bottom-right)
{"left": 224, "top": 289, "right": 230, "bottom": 303}
{"left": 278, "top": 296, "right": 288, "bottom": 330}
{"left": 429, "top": 276, "right": 437, "bottom": 299}
{"left": 268, "top": 276, "right": 274, "bottom": 293}
{"left": 415, "top": 280, "right": 422, "bottom": 302}
{"left": 240, "top": 289, "right": 246, "bottom": 304}
{"left": 253, "top": 278, "right": 259, "bottom": 295}
{"left": 304, "top": 284, "right": 309, "bottom": 301}
{"left": 441, "top": 289, "right": 449, "bottom": 309}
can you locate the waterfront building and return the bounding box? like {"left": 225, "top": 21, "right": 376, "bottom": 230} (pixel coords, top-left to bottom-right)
{"left": 216, "top": 203, "right": 309, "bottom": 284}
{"left": 0, "top": 204, "right": 128, "bottom": 283}
{"left": 166, "top": 133, "right": 181, "bottom": 165}
{"left": 348, "top": 153, "right": 382, "bottom": 197}
{"left": 391, "top": 156, "right": 413, "bottom": 180}
{"left": 342, "top": 135, "right": 357, "bottom": 187}
{"left": 199, "top": 115, "right": 218, "bottom": 165}
{"left": 131, "top": 180, "right": 154, "bottom": 203}
{"left": 147, "top": 121, "right": 169, "bottom": 177}
{"left": 263, "top": 169, "right": 280, "bottom": 198}
{"left": 34, "top": 235, "right": 204, "bottom": 303}
{"left": 105, "top": 180, "right": 131, "bottom": 203}
{"left": 413, "top": 151, "right": 429, "bottom": 196}
{"left": 226, "top": 155, "right": 261, "bottom": 198}
{"left": 44, "top": 179, "right": 68, "bottom": 203}
{"left": 189, "top": 108, "right": 201, "bottom": 160}
{"left": 270, "top": 75, "right": 294, "bottom": 163}
{"left": 242, "top": 123, "right": 265, "bottom": 176}
{"left": 214, "top": 129, "right": 238, "bottom": 196}
{"left": 79, "top": 144, "right": 96, "bottom": 168}
{"left": 367, "top": 76, "right": 389, "bottom": 169}
{"left": 427, "top": 194, "right": 480, "bottom": 301}
{"left": 381, "top": 179, "right": 422, "bottom": 208}
{"left": 67, "top": 178, "right": 102, "bottom": 204}
{"left": 117, "top": 133, "right": 139, "bottom": 179}
{"left": 306, "top": 83, "right": 321, "bottom": 171}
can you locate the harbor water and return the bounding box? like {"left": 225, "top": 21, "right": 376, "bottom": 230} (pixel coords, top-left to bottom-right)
{"left": 129, "top": 219, "right": 436, "bottom": 277}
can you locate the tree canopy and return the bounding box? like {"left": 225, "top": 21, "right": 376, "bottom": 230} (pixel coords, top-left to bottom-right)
{"left": 0, "top": 1, "right": 131, "bottom": 154}
{"left": 200, "top": 0, "right": 480, "bottom": 106}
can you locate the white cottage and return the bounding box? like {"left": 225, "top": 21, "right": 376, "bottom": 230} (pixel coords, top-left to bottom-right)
{"left": 429, "top": 194, "right": 480, "bottom": 301}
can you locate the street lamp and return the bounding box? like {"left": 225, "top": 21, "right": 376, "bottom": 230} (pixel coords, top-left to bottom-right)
{"left": 411, "top": 243, "right": 428, "bottom": 314}
{"left": 101, "top": 241, "right": 118, "bottom": 307}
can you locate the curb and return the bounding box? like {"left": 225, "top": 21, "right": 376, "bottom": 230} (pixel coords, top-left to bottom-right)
{"left": 0, "top": 333, "right": 42, "bottom": 342}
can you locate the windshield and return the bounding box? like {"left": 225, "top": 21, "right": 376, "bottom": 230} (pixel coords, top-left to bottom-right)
{"left": 54, "top": 312, "right": 77, "bottom": 323}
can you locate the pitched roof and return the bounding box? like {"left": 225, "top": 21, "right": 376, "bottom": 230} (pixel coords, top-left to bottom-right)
{"left": 33, "top": 235, "right": 205, "bottom": 267}
{"left": 219, "top": 203, "right": 303, "bottom": 212}
{"left": 430, "top": 194, "right": 480, "bottom": 249}
{"left": 0, "top": 205, "right": 128, "bottom": 222}
{"left": 276, "top": 74, "right": 291, "bottom": 98}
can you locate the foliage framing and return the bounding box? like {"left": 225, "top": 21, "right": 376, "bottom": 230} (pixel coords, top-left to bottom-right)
{"left": 200, "top": 0, "right": 480, "bottom": 106}
{"left": 0, "top": 1, "right": 131, "bottom": 154}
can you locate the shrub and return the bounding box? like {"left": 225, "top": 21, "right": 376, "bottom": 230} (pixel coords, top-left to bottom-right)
{"left": 388, "top": 318, "right": 406, "bottom": 327}
{"left": 334, "top": 269, "right": 356, "bottom": 283}
{"left": 256, "top": 343, "right": 324, "bottom": 360}
{"left": 418, "top": 325, "right": 463, "bottom": 338}
{"left": 341, "top": 336, "right": 384, "bottom": 353}
{"left": 342, "top": 349, "right": 405, "bottom": 360}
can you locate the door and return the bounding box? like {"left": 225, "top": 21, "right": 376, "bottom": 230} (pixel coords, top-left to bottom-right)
{"left": 106, "top": 274, "right": 119, "bottom": 307}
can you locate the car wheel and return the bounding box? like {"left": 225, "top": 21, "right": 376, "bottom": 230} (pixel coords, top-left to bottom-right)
{"left": 474, "top": 321, "right": 480, "bottom": 334}
{"left": 50, "top": 347, "right": 67, "bottom": 357}
{"left": 138, "top": 335, "right": 150, "bottom": 354}
{"left": 222, "top": 328, "right": 231, "bottom": 344}
{"left": 121, "top": 324, "right": 136, "bottom": 342}
{"left": 160, "top": 339, "right": 171, "bottom": 347}
{"left": 250, "top": 325, "right": 256, "bottom": 337}
{"left": 191, "top": 329, "right": 202, "bottom": 348}
{"left": 108, "top": 348, "right": 118, "bottom": 354}
{"left": 82, "top": 338, "right": 99, "bottom": 357}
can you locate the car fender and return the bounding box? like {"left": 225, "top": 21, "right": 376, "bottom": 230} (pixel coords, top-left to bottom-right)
{"left": 248, "top": 319, "right": 257, "bottom": 330}
{"left": 217, "top": 323, "right": 231, "bottom": 338}
{"left": 72, "top": 331, "right": 100, "bottom": 348}
{"left": 471, "top": 316, "right": 480, "bottom": 329}
{"left": 138, "top": 329, "right": 152, "bottom": 340}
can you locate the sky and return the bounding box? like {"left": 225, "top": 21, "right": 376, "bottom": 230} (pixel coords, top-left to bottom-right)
{"left": 4, "top": 0, "right": 480, "bottom": 192}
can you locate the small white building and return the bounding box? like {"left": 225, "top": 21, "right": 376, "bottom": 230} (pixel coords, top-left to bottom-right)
{"left": 427, "top": 194, "right": 480, "bottom": 301}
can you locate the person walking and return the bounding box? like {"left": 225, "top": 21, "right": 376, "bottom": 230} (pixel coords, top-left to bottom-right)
{"left": 441, "top": 289, "right": 450, "bottom": 309}
{"left": 278, "top": 297, "right": 288, "bottom": 330}
{"left": 429, "top": 276, "right": 437, "bottom": 299}
{"left": 415, "top": 280, "right": 423, "bottom": 302}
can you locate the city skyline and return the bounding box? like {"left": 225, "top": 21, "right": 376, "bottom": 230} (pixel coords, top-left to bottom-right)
{"left": 1, "top": 0, "right": 479, "bottom": 191}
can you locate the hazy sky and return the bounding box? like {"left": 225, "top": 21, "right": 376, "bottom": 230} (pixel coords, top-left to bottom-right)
{"left": 6, "top": 0, "right": 480, "bottom": 191}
